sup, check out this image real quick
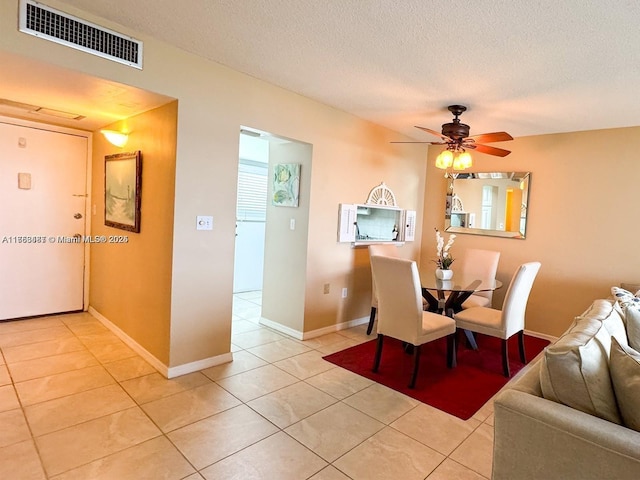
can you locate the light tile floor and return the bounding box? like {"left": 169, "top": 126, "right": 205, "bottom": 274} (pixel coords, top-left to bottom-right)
{"left": 0, "top": 291, "right": 501, "bottom": 479}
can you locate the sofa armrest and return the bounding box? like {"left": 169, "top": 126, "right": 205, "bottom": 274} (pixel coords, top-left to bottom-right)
{"left": 493, "top": 389, "right": 640, "bottom": 480}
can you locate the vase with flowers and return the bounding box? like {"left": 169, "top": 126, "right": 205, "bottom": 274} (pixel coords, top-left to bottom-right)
{"left": 434, "top": 228, "right": 456, "bottom": 280}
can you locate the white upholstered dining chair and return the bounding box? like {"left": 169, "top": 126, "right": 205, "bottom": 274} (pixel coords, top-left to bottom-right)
{"left": 367, "top": 244, "right": 430, "bottom": 335}
{"left": 457, "top": 248, "right": 501, "bottom": 309}
{"left": 367, "top": 244, "right": 401, "bottom": 335}
{"left": 454, "top": 261, "right": 541, "bottom": 377}
{"left": 370, "top": 255, "right": 456, "bottom": 388}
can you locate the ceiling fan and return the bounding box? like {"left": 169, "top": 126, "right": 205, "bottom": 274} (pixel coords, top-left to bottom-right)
{"left": 394, "top": 105, "right": 513, "bottom": 169}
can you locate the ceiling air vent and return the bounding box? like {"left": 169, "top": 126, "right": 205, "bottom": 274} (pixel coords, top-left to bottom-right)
{"left": 18, "top": 0, "right": 143, "bottom": 69}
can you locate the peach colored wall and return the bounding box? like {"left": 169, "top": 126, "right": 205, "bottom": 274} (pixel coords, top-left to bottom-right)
{"left": 303, "top": 129, "right": 426, "bottom": 333}
{"left": 89, "top": 102, "right": 177, "bottom": 363}
{"left": 421, "top": 126, "right": 640, "bottom": 337}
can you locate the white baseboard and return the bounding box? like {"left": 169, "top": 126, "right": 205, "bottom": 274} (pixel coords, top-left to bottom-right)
{"left": 301, "top": 316, "right": 369, "bottom": 340}
{"left": 524, "top": 329, "right": 558, "bottom": 342}
{"left": 259, "top": 315, "right": 369, "bottom": 341}
{"left": 87, "top": 306, "right": 232, "bottom": 379}
{"left": 258, "top": 317, "right": 303, "bottom": 339}
{"left": 166, "top": 353, "right": 233, "bottom": 379}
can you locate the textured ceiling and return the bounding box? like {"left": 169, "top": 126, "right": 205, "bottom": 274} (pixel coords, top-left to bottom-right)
{"left": 9, "top": 1, "right": 640, "bottom": 139}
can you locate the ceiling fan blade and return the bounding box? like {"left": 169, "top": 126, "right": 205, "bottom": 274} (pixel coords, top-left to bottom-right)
{"left": 465, "top": 143, "right": 511, "bottom": 157}
{"left": 391, "top": 140, "right": 448, "bottom": 145}
{"left": 414, "top": 126, "right": 452, "bottom": 142}
{"left": 466, "top": 132, "right": 513, "bottom": 143}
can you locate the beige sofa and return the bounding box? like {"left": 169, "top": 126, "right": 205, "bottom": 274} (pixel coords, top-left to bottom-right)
{"left": 493, "top": 296, "right": 640, "bottom": 480}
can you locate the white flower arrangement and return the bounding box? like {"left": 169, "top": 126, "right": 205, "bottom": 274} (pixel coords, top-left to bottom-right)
{"left": 434, "top": 228, "right": 456, "bottom": 270}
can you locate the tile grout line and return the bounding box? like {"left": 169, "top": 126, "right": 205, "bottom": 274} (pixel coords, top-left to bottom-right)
{"left": 2, "top": 315, "right": 201, "bottom": 479}
{"left": 230, "top": 293, "right": 494, "bottom": 479}
{"left": 0, "top": 297, "right": 496, "bottom": 479}
{"left": 0, "top": 317, "right": 79, "bottom": 480}
{"left": 229, "top": 308, "right": 433, "bottom": 477}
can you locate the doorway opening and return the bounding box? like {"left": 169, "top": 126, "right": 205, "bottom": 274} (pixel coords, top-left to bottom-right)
{"left": 234, "top": 130, "right": 269, "bottom": 294}
{"left": 233, "top": 129, "right": 269, "bottom": 319}
{"left": 233, "top": 126, "right": 312, "bottom": 335}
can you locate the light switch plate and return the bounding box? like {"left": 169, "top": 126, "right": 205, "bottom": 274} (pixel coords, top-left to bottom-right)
{"left": 18, "top": 172, "right": 31, "bottom": 189}
{"left": 196, "top": 215, "right": 213, "bottom": 230}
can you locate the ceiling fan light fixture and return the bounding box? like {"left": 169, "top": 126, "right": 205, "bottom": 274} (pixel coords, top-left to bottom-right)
{"left": 436, "top": 147, "right": 472, "bottom": 171}
{"left": 458, "top": 151, "right": 473, "bottom": 169}
{"left": 405, "top": 105, "right": 513, "bottom": 165}
{"left": 435, "top": 149, "right": 454, "bottom": 169}
{"left": 452, "top": 154, "right": 464, "bottom": 171}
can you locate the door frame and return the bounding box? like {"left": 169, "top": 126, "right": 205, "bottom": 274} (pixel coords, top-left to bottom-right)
{"left": 0, "top": 114, "right": 93, "bottom": 312}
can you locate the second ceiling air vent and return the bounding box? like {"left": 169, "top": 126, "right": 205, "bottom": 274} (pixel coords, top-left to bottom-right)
{"left": 18, "top": 0, "right": 143, "bottom": 69}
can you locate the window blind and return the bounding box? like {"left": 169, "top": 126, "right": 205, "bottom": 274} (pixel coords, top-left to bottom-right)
{"left": 237, "top": 161, "right": 268, "bottom": 221}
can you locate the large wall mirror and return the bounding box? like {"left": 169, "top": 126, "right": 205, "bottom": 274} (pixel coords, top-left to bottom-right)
{"left": 445, "top": 172, "right": 530, "bottom": 239}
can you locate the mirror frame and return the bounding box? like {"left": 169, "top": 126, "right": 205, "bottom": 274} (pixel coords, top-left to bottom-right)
{"left": 444, "top": 171, "right": 530, "bottom": 239}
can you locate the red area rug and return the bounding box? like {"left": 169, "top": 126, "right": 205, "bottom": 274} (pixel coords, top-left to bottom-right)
{"left": 323, "top": 333, "right": 549, "bottom": 420}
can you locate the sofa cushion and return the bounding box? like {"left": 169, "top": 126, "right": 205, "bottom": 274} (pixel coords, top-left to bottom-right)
{"left": 540, "top": 301, "right": 623, "bottom": 424}
{"left": 580, "top": 300, "right": 628, "bottom": 343}
{"left": 611, "top": 287, "right": 640, "bottom": 351}
{"left": 610, "top": 337, "right": 640, "bottom": 431}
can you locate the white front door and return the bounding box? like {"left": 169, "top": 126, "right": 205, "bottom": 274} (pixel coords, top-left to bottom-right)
{"left": 0, "top": 121, "right": 88, "bottom": 320}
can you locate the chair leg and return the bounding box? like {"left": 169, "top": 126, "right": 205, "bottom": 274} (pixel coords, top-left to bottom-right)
{"left": 409, "top": 344, "right": 421, "bottom": 389}
{"left": 367, "top": 307, "right": 376, "bottom": 335}
{"left": 502, "top": 339, "right": 511, "bottom": 377}
{"left": 463, "top": 330, "right": 479, "bottom": 350}
{"left": 518, "top": 330, "right": 527, "bottom": 364}
{"left": 372, "top": 334, "right": 384, "bottom": 372}
{"left": 447, "top": 333, "right": 457, "bottom": 368}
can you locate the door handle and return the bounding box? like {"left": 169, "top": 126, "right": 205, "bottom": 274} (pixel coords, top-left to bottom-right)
{"left": 74, "top": 213, "right": 83, "bottom": 219}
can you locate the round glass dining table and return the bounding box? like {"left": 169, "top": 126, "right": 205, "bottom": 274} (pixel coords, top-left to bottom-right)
{"left": 420, "top": 272, "right": 502, "bottom": 350}
{"left": 420, "top": 273, "right": 502, "bottom": 311}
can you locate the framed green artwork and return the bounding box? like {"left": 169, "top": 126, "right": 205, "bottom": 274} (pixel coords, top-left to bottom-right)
{"left": 272, "top": 163, "right": 300, "bottom": 207}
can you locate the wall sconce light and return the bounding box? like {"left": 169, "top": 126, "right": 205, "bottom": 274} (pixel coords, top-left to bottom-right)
{"left": 435, "top": 146, "right": 472, "bottom": 171}
{"left": 101, "top": 129, "right": 129, "bottom": 147}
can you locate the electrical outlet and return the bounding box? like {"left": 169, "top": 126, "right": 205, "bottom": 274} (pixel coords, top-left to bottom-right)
{"left": 341, "top": 287, "right": 348, "bottom": 298}
{"left": 323, "top": 283, "right": 330, "bottom": 294}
